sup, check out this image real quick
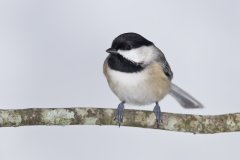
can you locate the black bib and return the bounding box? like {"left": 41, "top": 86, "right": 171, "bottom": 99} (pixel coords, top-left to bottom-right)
{"left": 107, "top": 54, "right": 144, "bottom": 73}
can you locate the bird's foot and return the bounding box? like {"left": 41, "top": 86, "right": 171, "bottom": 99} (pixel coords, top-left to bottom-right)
{"left": 153, "top": 102, "right": 161, "bottom": 128}
{"left": 115, "top": 102, "right": 125, "bottom": 127}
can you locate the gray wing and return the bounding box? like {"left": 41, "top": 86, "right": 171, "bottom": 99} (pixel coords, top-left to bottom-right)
{"left": 154, "top": 47, "right": 203, "bottom": 108}
{"left": 155, "top": 48, "right": 173, "bottom": 80}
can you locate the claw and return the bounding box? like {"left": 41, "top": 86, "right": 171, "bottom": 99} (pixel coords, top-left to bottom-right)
{"left": 153, "top": 102, "right": 161, "bottom": 128}
{"left": 115, "top": 102, "right": 125, "bottom": 127}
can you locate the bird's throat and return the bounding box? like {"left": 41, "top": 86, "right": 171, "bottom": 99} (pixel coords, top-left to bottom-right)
{"left": 107, "top": 53, "right": 144, "bottom": 73}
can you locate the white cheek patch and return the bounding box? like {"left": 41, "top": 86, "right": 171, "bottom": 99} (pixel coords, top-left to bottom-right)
{"left": 118, "top": 45, "right": 156, "bottom": 64}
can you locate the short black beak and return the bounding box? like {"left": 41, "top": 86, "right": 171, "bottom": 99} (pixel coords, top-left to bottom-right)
{"left": 106, "top": 48, "right": 118, "bottom": 54}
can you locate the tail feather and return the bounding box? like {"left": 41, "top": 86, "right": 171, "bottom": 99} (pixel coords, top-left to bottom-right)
{"left": 169, "top": 83, "right": 204, "bottom": 109}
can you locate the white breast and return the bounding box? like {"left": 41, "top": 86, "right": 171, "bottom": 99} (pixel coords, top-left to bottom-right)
{"left": 105, "top": 63, "right": 171, "bottom": 105}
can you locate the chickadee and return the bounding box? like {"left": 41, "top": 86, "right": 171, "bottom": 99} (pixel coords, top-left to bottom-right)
{"left": 103, "top": 32, "right": 203, "bottom": 126}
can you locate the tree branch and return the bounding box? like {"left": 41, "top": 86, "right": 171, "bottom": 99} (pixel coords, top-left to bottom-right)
{"left": 0, "top": 107, "right": 239, "bottom": 134}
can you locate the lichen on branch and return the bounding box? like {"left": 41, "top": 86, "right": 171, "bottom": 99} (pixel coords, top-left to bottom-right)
{"left": 0, "top": 107, "right": 240, "bottom": 134}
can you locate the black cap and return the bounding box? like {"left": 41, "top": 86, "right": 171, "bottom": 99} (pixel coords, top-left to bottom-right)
{"left": 107, "top": 32, "right": 153, "bottom": 52}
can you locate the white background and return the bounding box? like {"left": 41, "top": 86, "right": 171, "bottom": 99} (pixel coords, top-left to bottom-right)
{"left": 0, "top": 0, "right": 239, "bottom": 160}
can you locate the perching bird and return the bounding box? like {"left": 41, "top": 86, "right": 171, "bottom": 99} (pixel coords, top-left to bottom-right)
{"left": 103, "top": 32, "right": 203, "bottom": 126}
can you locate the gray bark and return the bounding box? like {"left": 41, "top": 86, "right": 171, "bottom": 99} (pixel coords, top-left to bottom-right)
{"left": 0, "top": 107, "right": 240, "bottom": 134}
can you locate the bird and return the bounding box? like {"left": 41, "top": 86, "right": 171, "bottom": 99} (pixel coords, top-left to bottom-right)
{"left": 103, "top": 32, "right": 203, "bottom": 127}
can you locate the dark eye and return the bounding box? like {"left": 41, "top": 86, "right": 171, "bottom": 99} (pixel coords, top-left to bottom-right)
{"left": 125, "top": 45, "right": 131, "bottom": 50}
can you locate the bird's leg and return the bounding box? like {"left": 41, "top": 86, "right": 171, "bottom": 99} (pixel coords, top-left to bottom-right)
{"left": 115, "top": 101, "right": 125, "bottom": 127}
{"left": 153, "top": 102, "right": 161, "bottom": 128}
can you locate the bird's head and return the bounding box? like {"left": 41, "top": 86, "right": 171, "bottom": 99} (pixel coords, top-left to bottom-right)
{"left": 106, "top": 32, "right": 157, "bottom": 64}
